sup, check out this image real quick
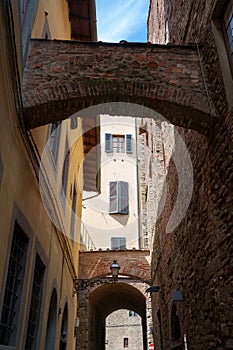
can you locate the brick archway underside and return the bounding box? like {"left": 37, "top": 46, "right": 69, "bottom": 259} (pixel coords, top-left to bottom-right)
{"left": 22, "top": 40, "right": 212, "bottom": 132}
{"left": 89, "top": 282, "right": 146, "bottom": 319}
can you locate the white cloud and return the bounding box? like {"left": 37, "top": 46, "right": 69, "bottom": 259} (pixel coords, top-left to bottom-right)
{"left": 96, "top": 0, "right": 149, "bottom": 42}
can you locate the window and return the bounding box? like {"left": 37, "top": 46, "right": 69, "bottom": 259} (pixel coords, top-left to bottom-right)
{"left": 109, "top": 181, "right": 129, "bottom": 214}
{"left": 49, "top": 121, "right": 61, "bottom": 162}
{"left": 70, "top": 183, "right": 77, "bottom": 241}
{"left": 25, "top": 255, "right": 45, "bottom": 350}
{"left": 124, "top": 337, "right": 128, "bottom": 348}
{"left": 61, "top": 138, "right": 70, "bottom": 201}
{"left": 70, "top": 116, "right": 78, "bottom": 130}
{"left": 111, "top": 237, "right": 126, "bottom": 250}
{"left": 113, "top": 135, "right": 125, "bottom": 153}
{"left": 129, "top": 310, "right": 138, "bottom": 317}
{"left": 105, "top": 134, "right": 132, "bottom": 153}
{"left": 0, "top": 223, "right": 28, "bottom": 346}
{"left": 223, "top": 0, "right": 233, "bottom": 63}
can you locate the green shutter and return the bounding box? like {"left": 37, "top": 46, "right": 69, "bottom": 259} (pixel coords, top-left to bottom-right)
{"left": 119, "top": 181, "right": 129, "bottom": 214}
{"left": 126, "top": 134, "right": 132, "bottom": 153}
{"left": 109, "top": 181, "right": 118, "bottom": 213}
{"left": 105, "top": 133, "right": 112, "bottom": 152}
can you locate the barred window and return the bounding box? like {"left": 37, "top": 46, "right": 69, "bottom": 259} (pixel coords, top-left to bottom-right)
{"left": 109, "top": 181, "right": 129, "bottom": 214}
{"left": 25, "top": 255, "right": 45, "bottom": 350}
{"left": 0, "top": 223, "right": 28, "bottom": 346}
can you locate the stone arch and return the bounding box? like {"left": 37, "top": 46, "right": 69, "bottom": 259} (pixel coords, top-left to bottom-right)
{"left": 44, "top": 288, "right": 58, "bottom": 350}
{"left": 87, "top": 282, "right": 148, "bottom": 350}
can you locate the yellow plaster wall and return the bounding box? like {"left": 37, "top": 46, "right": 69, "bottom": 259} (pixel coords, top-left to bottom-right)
{"left": 0, "top": 1, "right": 83, "bottom": 349}
{"left": 32, "top": 0, "right": 71, "bottom": 39}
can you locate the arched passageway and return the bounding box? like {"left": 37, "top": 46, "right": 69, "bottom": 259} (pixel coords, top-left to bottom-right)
{"left": 88, "top": 283, "right": 147, "bottom": 350}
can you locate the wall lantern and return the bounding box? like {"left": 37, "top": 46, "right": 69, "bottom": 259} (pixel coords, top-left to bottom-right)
{"left": 173, "top": 290, "right": 184, "bottom": 301}
{"left": 146, "top": 286, "right": 160, "bottom": 293}
{"left": 110, "top": 259, "right": 121, "bottom": 280}
{"left": 73, "top": 259, "right": 121, "bottom": 295}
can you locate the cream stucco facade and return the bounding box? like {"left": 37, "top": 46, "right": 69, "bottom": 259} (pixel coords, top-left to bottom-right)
{"left": 82, "top": 115, "right": 140, "bottom": 250}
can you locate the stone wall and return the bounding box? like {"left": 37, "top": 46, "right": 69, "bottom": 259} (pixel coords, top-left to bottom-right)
{"left": 137, "top": 118, "right": 174, "bottom": 251}
{"left": 106, "top": 309, "right": 143, "bottom": 350}
{"left": 149, "top": 0, "right": 233, "bottom": 349}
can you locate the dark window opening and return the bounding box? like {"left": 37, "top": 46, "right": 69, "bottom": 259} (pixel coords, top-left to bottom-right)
{"left": 129, "top": 310, "right": 138, "bottom": 317}
{"left": 123, "top": 337, "right": 128, "bottom": 348}
{"left": 70, "top": 183, "right": 77, "bottom": 241}
{"left": 62, "top": 139, "right": 70, "bottom": 201}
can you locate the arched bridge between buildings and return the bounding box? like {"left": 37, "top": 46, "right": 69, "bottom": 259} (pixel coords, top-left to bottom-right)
{"left": 77, "top": 250, "right": 152, "bottom": 350}
{"left": 22, "top": 40, "right": 212, "bottom": 132}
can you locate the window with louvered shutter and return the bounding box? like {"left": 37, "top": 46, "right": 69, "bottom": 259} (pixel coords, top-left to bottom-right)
{"left": 126, "top": 134, "right": 133, "bottom": 153}
{"left": 109, "top": 181, "right": 129, "bottom": 214}
{"left": 105, "top": 133, "right": 112, "bottom": 152}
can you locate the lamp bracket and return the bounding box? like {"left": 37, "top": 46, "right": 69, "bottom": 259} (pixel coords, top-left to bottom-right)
{"left": 73, "top": 277, "right": 117, "bottom": 295}
{"left": 73, "top": 277, "right": 152, "bottom": 295}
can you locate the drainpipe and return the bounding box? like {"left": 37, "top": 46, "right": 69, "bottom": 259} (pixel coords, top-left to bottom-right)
{"left": 135, "top": 118, "right": 141, "bottom": 249}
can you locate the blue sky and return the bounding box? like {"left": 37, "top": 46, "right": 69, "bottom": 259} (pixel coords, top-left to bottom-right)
{"left": 96, "top": 0, "right": 150, "bottom": 42}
